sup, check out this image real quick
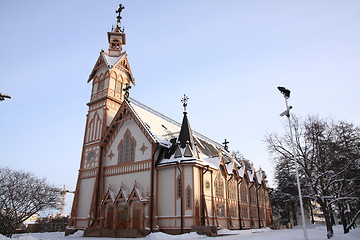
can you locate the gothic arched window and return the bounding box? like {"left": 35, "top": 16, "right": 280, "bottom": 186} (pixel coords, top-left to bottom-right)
{"left": 228, "top": 179, "right": 237, "bottom": 200}
{"left": 250, "top": 186, "right": 257, "bottom": 204}
{"left": 118, "top": 129, "right": 136, "bottom": 163}
{"left": 240, "top": 183, "right": 248, "bottom": 203}
{"left": 215, "top": 176, "right": 224, "bottom": 198}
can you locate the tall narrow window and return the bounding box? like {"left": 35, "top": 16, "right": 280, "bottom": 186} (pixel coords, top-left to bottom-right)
{"left": 250, "top": 187, "right": 257, "bottom": 204}
{"left": 240, "top": 184, "right": 248, "bottom": 203}
{"left": 186, "top": 186, "right": 192, "bottom": 209}
{"left": 215, "top": 176, "right": 224, "bottom": 198}
{"left": 118, "top": 129, "right": 136, "bottom": 164}
{"left": 177, "top": 176, "right": 181, "bottom": 198}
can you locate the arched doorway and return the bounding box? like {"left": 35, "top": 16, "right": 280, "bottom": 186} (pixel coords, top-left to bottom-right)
{"left": 106, "top": 205, "right": 115, "bottom": 229}
{"left": 117, "top": 205, "right": 129, "bottom": 229}
{"left": 132, "top": 203, "right": 142, "bottom": 229}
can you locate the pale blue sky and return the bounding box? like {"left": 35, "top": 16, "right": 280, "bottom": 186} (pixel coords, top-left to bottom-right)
{"left": 1, "top": 0, "right": 359, "bottom": 214}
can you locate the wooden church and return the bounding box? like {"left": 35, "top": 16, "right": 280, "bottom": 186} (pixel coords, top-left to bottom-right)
{"left": 68, "top": 4, "right": 273, "bottom": 237}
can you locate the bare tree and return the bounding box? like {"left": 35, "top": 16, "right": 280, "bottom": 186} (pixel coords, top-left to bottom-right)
{"left": 0, "top": 167, "right": 62, "bottom": 237}
{"left": 265, "top": 116, "right": 360, "bottom": 239}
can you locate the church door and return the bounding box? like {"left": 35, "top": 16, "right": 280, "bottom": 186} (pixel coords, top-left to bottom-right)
{"left": 106, "top": 206, "right": 115, "bottom": 229}
{"left": 195, "top": 200, "right": 200, "bottom": 225}
{"left": 132, "top": 204, "right": 141, "bottom": 229}
{"left": 117, "top": 205, "right": 129, "bottom": 229}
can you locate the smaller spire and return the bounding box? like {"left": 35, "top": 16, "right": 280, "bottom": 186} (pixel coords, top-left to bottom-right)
{"left": 178, "top": 95, "right": 194, "bottom": 148}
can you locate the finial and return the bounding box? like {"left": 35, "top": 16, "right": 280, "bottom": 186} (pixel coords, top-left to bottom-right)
{"left": 181, "top": 94, "right": 189, "bottom": 112}
{"left": 123, "top": 83, "right": 131, "bottom": 101}
{"left": 222, "top": 139, "right": 229, "bottom": 152}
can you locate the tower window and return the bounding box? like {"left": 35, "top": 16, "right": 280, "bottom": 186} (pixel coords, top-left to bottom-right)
{"left": 87, "top": 151, "right": 95, "bottom": 162}
{"left": 98, "top": 80, "right": 104, "bottom": 91}
{"left": 115, "top": 81, "right": 122, "bottom": 93}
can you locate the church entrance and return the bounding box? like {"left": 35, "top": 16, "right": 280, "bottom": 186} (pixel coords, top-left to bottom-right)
{"left": 195, "top": 200, "right": 200, "bottom": 225}
{"left": 117, "top": 205, "right": 129, "bottom": 229}
{"left": 106, "top": 206, "right": 115, "bottom": 229}
{"left": 132, "top": 203, "right": 141, "bottom": 229}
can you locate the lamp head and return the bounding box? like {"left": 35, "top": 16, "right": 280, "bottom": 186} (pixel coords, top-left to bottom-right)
{"left": 277, "top": 86, "right": 291, "bottom": 98}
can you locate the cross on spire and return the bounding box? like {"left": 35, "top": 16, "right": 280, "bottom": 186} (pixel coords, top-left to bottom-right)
{"left": 181, "top": 94, "right": 189, "bottom": 112}
{"left": 113, "top": 3, "right": 125, "bottom": 33}
{"left": 116, "top": 4, "right": 125, "bottom": 23}
{"left": 123, "top": 83, "right": 131, "bottom": 101}
{"left": 222, "top": 139, "right": 230, "bottom": 152}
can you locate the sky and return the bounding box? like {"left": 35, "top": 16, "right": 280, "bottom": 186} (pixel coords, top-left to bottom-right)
{"left": 1, "top": 0, "right": 359, "bottom": 214}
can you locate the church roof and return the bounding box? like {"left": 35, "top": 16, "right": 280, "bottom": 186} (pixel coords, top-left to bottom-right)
{"left": 129, "top": 98, "right": 229, "bottom": 160}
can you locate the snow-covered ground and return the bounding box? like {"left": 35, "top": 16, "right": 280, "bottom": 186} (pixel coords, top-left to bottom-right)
{"left": 3, "top": 225, "right": 359, "bottom": 240}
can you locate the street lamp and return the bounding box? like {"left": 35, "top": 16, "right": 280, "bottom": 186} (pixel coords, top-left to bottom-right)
{"left": 277, "top": 86, "right": 308, "bottom": 240}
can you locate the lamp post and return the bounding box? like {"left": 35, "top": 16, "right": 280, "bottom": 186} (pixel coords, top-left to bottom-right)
{"left": 277, "top": 86, "right": 308, "bottom": 240}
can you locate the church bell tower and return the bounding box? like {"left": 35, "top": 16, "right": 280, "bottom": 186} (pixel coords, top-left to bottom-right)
{"left": 69, "top": 4, "right": 135, "bottom": 229}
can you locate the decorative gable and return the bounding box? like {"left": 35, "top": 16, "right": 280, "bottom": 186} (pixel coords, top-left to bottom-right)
{"left": 128, "top": 187, "right": 141, "bottom": 202}
{"left": 183, "top": 144, "right": 193, "bottom": 157}
{"left": 102, "top": 189, "right": 115, "bottom": 205}
{"left": 174, "top": 145, "right": 182, "bottom": 158}
{"left": 88, "top": 53, "right": 108, "bottom": 82}
{"left": 101, "top": 100, "right": 157, "bottom": 153}
{"left": 114, "top": 188, "right": 128, "bottom": 203}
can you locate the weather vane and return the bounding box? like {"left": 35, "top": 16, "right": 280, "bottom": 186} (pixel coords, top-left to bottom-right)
{"left": 222, "top": 139, "right": 229, "bottom": 152}
{"left": 181, "top": 94, "right": 189, "bottom": 112}
{"left": 123, "top": 83, "right": 131, "bottom": 101}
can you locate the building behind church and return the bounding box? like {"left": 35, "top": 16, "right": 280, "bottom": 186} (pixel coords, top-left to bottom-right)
{"left": 68, "top": 4, "right": 273, "bottom": 237}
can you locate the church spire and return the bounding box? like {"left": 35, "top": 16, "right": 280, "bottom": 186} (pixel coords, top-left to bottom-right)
{"left": 107, "top": 3, "right": 126, "bottom": 57}
{"left": 178, "top": 94, "right": 195, "bottom": 148}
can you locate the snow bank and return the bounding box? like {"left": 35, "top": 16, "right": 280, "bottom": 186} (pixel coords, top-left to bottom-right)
{"left": 146, "top": 232, "right": 205, "bottom": 240}
{"left": 0, "top": 234, "right": 10, "bottom": 240}
{"left": 70, "top": 231, "right": 84, "bottom": 237}
{"left": 8, "top": 225, "right": 360, "bottom": 240}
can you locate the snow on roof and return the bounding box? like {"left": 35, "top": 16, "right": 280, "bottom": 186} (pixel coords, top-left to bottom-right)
{"left": 247, "top": 170, "right": 255, "bottom": 182}
{"left": 202, "top": 157, "right": 221, "bottom": 170}
{"left": 226, "top": 161, "right": 234, "bottom": 174}
{"left": 237, "top": 166, "right": 245, "bottom": 178}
